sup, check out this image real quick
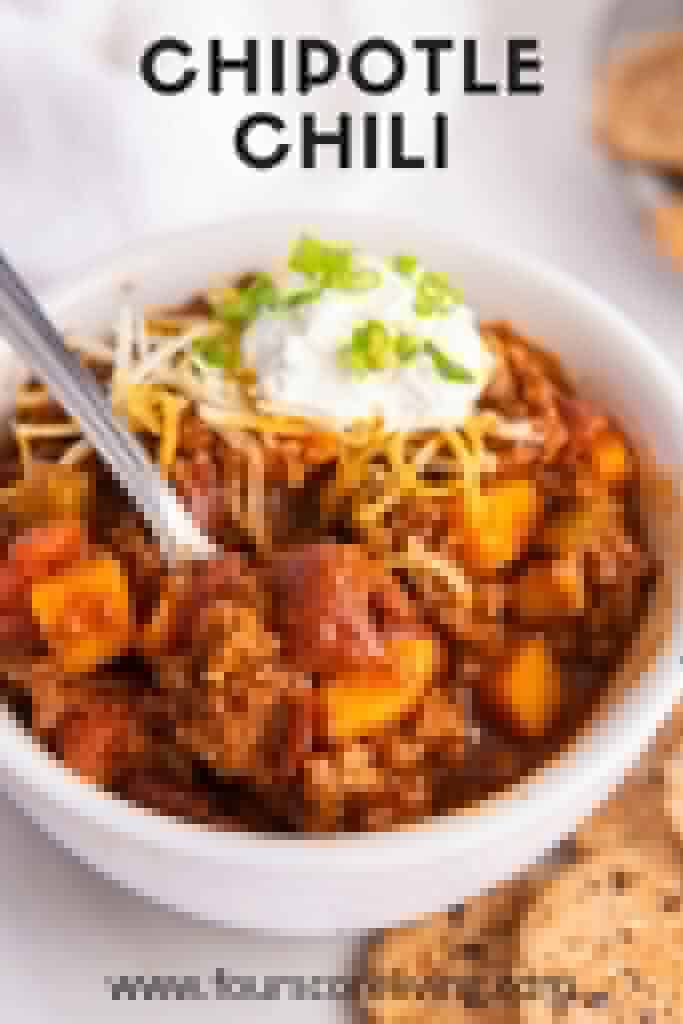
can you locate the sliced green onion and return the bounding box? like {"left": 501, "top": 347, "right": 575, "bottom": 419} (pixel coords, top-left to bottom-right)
{"left": 337, "top": 321, "right": 386, "bottom": 375}
{"left": 193, "top": 330, "right": 241, "bottom": 371}
{"left": 423, "top": 341, "right": 473, "bottom": 382}
{"left": 392, "top": 253, "right": 418, "bottom": 278}
{"left": 289, "top": 235, "right": 381, "bottom": 293}
{"left": 207, "top": 286, "right": 241, "bottom": 316}
{"left": 415, "top": 270, "right": 464, "bottom": 318}
{"left": 395, "top": 332, "right": 421, "bottom": 365}
{"left": 216, "top": 273, "right": 280, "bottom": 324}
{"left": 288, "top": 235, "right": 324, "bottom": 276}
{"left": 339, "top": 267, "right": 382, "bottom": 292}
{"left": 337, "top": 319, "right": 473, "bottom": 385}
{"left": 289, "top": 236, "right": 353, "bottom": 281}
{"left": 365, "top": 321, "right": 396, "bottom": 369}
{"left": 280, "top": 284, "right": 323, "bottom": 308}
{"left": 211, "top": 271, "right": 326, "bottom": 323}
{"left": 337, "top": 343, "right": 370, "bottom": 378}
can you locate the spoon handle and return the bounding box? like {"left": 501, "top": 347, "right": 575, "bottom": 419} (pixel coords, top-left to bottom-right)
{"left": 0, "top": 253, "right": 217, "bottom": 562}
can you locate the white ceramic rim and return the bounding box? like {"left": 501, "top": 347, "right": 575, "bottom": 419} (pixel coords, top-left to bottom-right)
{"left": 0, "top": 214, "right": 681, "bottom": 872}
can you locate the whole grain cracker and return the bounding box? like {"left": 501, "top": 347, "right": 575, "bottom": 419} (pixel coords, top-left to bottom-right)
{"left": 365, "top": 880, "right": 531, "bottom": 1024}
{"left": 594, "top": 32, "right": 683, "bottom": 174}
{"left": 364, "top": 694, "right": 683, "bottom": 1024}
{"left": 650, "top": 202, "right": 683, "bottom": 271}
{"left": 519, "top": 820, "right": 683, "bottom": 1022}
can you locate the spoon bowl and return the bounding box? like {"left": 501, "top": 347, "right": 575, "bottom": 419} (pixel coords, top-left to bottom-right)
{"left": 0, "top": 214, "right": 679, "bottom": 934}
{"left": 0, "top": 253, "right": 216, "bottom": 562}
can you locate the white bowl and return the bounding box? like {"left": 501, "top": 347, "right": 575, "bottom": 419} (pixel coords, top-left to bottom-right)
{"left": 0, "top": 213, "right": 681, "bottom": 936}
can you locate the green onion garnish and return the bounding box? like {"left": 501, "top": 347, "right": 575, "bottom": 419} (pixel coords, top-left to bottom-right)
{"left": 289, "top": 235, "right": 381, "bottom": 293}
{"left": 395, "top": 332, "right": 421, "bottom": 364}
{"left": 192, "top": 330, "right": 241, "bottom": 371}
{"left": 212, "top": 272, "right": 324, "bottom": 324}
{"left": 337, "top": 321, "right": 393, "bottom": 377}
{"left": 423, "top": 341, "right": 473, "bottom": 382}
{"left": 366, "top": 321, "right": 400, "bottom": 369}
{"left": 213, "top": 273, "right": 280, "bottom": 324}
{"left": 342, "top": 267, "right": 383, "bottom": 292}
{"left": 336, "top": 321, "right": 473, "bottom": 383}
{"left": 415, "top": 270, "right": 464, "bottom": 318}
{"left": 289, "top": 236, "right": 354, "bottom": 282}
{"left": 393, "top": 253, "right": 418, "bottom": 278}
{"left": 337, "top": 344, "right": 370, "bottom": 379}
{"left": 280, "top": 284, "right": 323, "bottom": 308}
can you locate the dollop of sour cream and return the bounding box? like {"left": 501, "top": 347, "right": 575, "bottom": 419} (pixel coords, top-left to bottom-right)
{"left": 242, "top": 252, "right": 494, "bottom": 432}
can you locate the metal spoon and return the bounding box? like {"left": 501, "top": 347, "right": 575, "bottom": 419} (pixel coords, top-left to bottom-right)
{"left": 595, "top": 0, "right": 683, "bottom": 224}
{"left": 0, "top": 252, "right": 217, "bottom": 563}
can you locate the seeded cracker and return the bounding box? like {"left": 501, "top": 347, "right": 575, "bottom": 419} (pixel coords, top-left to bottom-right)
{"left": 650, "top": 202, "right": 683, "bottom": 271}
{"left": 364, "top": 704, "right": 683, "bottom": 1023}
{"left": 594, "top": 32, "right": 683, "bottom": 174}
{"left": 519, "top": 811, "right": 683, "bottom": 1022}
{"left": 365, "top": 881, "right": 534, "bottom": 1023}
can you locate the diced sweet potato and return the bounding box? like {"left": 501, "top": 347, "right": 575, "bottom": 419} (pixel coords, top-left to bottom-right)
{"left": 484, "top": 637, "right": 561, "bottom": 738}
{"left": 462, "top": 479, "right": 540, "bottom": 575}
{"left": 590, "top": 430, "right": 632, "bottom": 488}
{"left": 10, "top": 467, "right": 89, "bottom": 528}
{"left": 323, "top": 633, "right": 436, "bottom": 741}
{"left": 517, "top": 556, "right": 585, "bottom": 621}
{"left": 324, "top": 674, "right": 421, "bottom": 742}
{"left": 31, "top": 557, "right": 131, "bottom": 675}
{"left": 387, "top": 632, "right": 437, "bottom": 685}
{"left": 11, "top": 521, "right": 84, "bottom": 582}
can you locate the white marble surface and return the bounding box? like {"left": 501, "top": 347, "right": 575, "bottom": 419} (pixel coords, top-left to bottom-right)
{"left": 1, "top": 0, "right": 682, "bottom": 1020}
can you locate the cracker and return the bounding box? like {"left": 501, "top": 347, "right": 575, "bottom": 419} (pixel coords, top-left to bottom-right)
{"left": 594, "top": 32, "right": 683, "bottom": 173}
{"left": 576, "top": 774, "right": 670, "bottom": 860}
{"left": 650, "top": 202, "right": 683, "bottom": 271}
{"left": 365, "top": 881, "right": 530, "bottom": 1023}
{"left": 519, "top": 822, "right": 683, "bottom": 1022}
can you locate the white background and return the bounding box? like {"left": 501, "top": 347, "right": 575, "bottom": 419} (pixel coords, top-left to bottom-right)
{"left": 0, "top": 0, "right": 681, "bottom": 1021}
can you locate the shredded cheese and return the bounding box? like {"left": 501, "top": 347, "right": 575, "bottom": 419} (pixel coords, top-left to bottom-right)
{"left": 59, "top": 440, "right": 93, "bottom": 466}
{"left": 13, "top": 282, "right": 533, "bottom": 602}
{"left": 393, "top": 535, "right": 471, "bottom": 598}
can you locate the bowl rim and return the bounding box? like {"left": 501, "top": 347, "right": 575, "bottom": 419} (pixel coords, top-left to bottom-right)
{"left": 1, "top": 212, "right": 682, "bottom": 871}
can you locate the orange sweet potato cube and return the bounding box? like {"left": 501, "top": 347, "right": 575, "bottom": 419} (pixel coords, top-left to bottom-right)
{"left": 462, "top": 479, "right": 540, "bottom": 575}
{"left": 31, "top": 557, "right": 131, "bottom": 675}
{"left": 485, "top": 637, "right": 561, "bottom": 738}
{"left": 323, "top": 634, "right": 436, "bottom": 741}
